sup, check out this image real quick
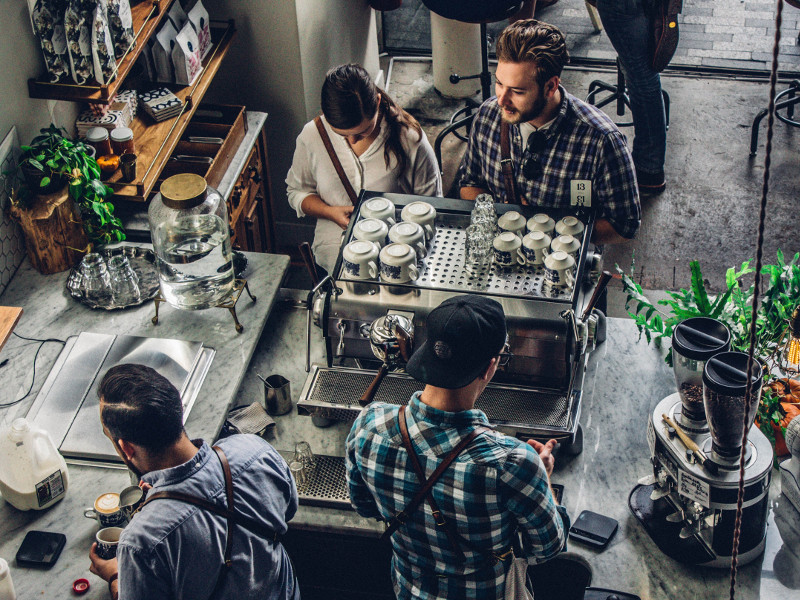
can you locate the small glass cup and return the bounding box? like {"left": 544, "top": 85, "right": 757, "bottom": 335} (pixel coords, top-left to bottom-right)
{"left": 465, "top": 224, "right": 492, "bottom": 271}
{"left": 80, "top": 253, "right": 111, "bottom": 303}
{"left": 294, "top": 441, "right": 316, "bottom": 471}
{"left": 290, "top": 461, "right": 308, "bottom": 486}
{"left": 107, "top": 255, "right": 141, "bottom": 305}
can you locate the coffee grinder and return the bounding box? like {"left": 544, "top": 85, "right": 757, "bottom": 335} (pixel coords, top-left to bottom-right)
{"left": 630, "top": 318, "right": 774, "bottom": 567}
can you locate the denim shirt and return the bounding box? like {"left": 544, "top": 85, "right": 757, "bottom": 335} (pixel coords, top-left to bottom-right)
{"left": 117, "top": 435, "right": 299, "bottom": 600}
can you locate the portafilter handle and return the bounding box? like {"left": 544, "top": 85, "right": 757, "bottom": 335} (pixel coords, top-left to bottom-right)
{"left": 580, "top": 271, "right": 613, "bottom": 322}
{"left": 359, "top": 362, "right": 389, "bottom": 407}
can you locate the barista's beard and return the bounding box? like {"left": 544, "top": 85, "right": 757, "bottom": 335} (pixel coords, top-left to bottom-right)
{"left": 500, "top": 92, "right": 547, "bottom": 125}
{"left": 111, "top": 437, "right": 145, "bottom": 482}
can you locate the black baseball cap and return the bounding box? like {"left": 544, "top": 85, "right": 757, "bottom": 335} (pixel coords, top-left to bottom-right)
{"left": 406, "top": 295, "right": 507, "bottom": 389}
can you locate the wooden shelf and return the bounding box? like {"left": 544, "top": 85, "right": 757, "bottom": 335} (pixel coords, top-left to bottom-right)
{"left": 27, "top": 0, "right": 177, "bottom": 104}
{"left": 106, "top": 21, "right": 237, "bottom": 203}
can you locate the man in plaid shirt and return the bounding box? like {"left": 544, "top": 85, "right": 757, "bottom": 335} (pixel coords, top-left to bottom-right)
{"left": 346, "top": 295, "right": 568, "bottom": 599}
{"left": 459, "top": 20, "right": 641, "bottom": 244}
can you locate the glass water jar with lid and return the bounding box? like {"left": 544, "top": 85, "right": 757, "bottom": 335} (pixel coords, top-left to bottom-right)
{"left": 148, "top": 173, "right": 234, "bottom": 310}
{"left": 671, "top": 317, "right": 730, "bottom": 423}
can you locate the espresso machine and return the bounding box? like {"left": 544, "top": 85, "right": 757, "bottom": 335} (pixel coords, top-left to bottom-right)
{"left": 297, "top": 191, "right": 609, "bottom": 472}
{"left": 631, "top": 318, "right": 773, "bottom": 567}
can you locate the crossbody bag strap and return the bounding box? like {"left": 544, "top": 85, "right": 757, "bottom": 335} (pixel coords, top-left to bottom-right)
{"left": 500, "top": 120, "right": 519, "bottom": 205}
{"left": 314, "top": 116, "right": 359, "bottom": 205}
{"left": 382, "top": 406, "right": 482, "bottom": 563}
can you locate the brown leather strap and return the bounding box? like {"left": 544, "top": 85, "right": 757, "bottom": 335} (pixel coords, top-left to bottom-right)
{"left": 139, "top": 446, "right": 280, "bottom": 600}
{"left": 314, "top": 116, "right": 358, "bottom": 205}
{"left": 499, "top": 121, "right": 519, "bottom": 205}
{"left": 382, "top": 406, "right": 483, "bottom": 563}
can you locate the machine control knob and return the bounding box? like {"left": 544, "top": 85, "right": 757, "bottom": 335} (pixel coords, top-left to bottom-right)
{"left": 359, "top": 323, "right": 371, "bottom": 338}
{"left": 667, "top": 426, "right": 676, "bottom": 439}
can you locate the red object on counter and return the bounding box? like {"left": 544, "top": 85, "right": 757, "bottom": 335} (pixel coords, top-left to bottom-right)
{"left": 73, "top": 578, "right": 90, "bottom": 594}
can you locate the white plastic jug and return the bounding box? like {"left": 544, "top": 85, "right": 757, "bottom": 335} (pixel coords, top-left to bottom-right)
{"left": 0, "top": 418, "right": 69, "bottom": 511}
{"left": 0, "top": 557, "right": 16, "bottom": 600}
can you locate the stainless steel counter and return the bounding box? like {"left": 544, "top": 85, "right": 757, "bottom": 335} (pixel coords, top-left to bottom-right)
{"left": 0, "top": 251, "right": 289, "bottom": 599}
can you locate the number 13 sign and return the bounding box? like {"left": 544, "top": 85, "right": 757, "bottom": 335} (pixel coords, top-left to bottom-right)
{"left": 570, "top": 180, "right": 592, "bottom": 207}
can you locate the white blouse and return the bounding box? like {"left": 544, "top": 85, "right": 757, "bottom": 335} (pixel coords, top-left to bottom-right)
{"left": 286, "top": 115, "right": 442, "bottom": 273}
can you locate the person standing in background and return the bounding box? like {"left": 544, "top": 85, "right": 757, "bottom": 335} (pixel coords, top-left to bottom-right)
{"left": 287, "top": 63, "right": 442, "bottom": 276}
{"left": 595, "top": 0, "right": 668, "bottom": 196}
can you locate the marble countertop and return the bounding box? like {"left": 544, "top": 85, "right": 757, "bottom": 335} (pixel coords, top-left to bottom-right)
{"left": 241, "top": 303, "right": 800, "bottom": 600}
{"left": 0, "top": 251, "right": 289, "bottom": 598}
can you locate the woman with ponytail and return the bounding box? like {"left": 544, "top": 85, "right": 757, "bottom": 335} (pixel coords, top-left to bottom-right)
{"left": 287, "top": 63, "right": 442, "bottom": 275}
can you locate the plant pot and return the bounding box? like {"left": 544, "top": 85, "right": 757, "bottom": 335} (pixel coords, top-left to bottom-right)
{"left": 9, "top": 185, "right": 88, "bottom": 274}
{"left": 20, "top": 162, "right": 66, "bottom": 195}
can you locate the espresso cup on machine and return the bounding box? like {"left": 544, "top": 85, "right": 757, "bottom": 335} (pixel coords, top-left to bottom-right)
{"left": 353, "top": 218, "right": 389, "bottom": 248}
{"left": 400, "top": 201, "right": 437, "bottom": 241}
{"left": 360, "top": 197, "right": 396, "bottom": 227}
{"left": 497, "top": 211, "right": 526, "bottom": 239}
{"left": 555, "top": 216, "right": 585, "bottom": 237}
{"left": 550, "top": 234, "right": 581, "bottom": 260}
{"left": 521, "top": 231, "right": 551, "bottom": 266}
{"left": 389, "top": 222, "right": 427, "bottom": 260}
{"left": 493, "top": 232, "right": 526, "bottom": 267}
{"left": 379, "top": 243, "right": 419, "bottom": 283}
{"left": 527, "top": 212, "right": 555, "bottom": 236}
{"left": 543, "top": 251, "right": 576, "bottom": 288}
{"left": 342, "top": 240, "right": 380, "bottom": 280}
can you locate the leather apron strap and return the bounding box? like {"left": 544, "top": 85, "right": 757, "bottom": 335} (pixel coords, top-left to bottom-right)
{"left": 314, "top": 116, "right": 359, "bottom": 205}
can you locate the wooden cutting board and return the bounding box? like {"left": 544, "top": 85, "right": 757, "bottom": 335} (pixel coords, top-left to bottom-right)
{"left": 0, "top": 306, "right": 23, "bottom": 351}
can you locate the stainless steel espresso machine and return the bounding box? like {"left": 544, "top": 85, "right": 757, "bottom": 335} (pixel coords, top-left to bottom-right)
{"left": 292, "top": 192, "right": 611, "bottom": 508}
{"left": 631, "top": 318, "right": 773, "bottom": 567}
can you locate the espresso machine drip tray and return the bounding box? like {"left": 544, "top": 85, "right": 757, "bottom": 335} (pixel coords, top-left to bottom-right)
{"left": 26, "top": 331, "right": 215, "bottom": 466}
{"left": 297, "top": 366, "right": 579, "bottom": 440}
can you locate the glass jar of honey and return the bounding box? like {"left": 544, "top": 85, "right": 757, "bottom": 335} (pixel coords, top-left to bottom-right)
{"left": 86, "top": 127, "right": 112, "bottom": 157}
{"left": 110, "top": 127, "right": 135, "bottom": 156}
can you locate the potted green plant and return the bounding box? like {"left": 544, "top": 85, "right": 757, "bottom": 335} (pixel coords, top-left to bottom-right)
{"left": 3, "top": 125, "right": 125, "bottom": 273}
{"left": 617, "top": 251, "right": 800, "bottom": 456}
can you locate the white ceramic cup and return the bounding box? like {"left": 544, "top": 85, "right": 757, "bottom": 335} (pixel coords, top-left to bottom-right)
{"left": 521, "top": 231, "right": 551, "bottom": 266}
{"left": 388, "top": 222, "right": 427, "bottom": 259}
{"left": 493, "top": 232, "right": 526, "bottom": 267}
{"left": 497, "top": 210, "right": 526, "bottom": 238}
{"left": 379, "top": 243, "right": 419, "bottom": 283}
{"left": 544, "top": 250, "right": 576, "bottom": 288}
{"left": 342, "top": 240, "right": 379, "bottom": 280}
{"left": 360, "top": 197, "right": 396, "bottom": 226}
{"left": 550, "top": 234, "right": 581, "bottom": 259}
{"left": 353, "top": 218, "right": 389, "bottom": 248}
{"left": 555, "top": 216, "right": 585, "bottom": 237}
{"left": 400, "top": 201, "right": 437, "bottom": 241}
{"left": 527, "top": 213, "right": 556, "bottom": 235}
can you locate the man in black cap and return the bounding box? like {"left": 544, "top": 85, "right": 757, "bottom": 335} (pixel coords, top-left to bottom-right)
{"left": 345, "top": 295, "right": 568, "bottom": 600}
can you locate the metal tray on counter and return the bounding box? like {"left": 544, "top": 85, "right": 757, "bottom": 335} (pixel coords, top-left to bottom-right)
{"left": 66, "top": 245, "right": 160, "bottom": 310}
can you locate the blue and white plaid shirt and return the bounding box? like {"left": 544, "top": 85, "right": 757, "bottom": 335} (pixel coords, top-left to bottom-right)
{"left": 346, "top": 393, "right": 568, "bottom": 600}
{"left": 459, "top": 88, "right": 641, "bottom": 240}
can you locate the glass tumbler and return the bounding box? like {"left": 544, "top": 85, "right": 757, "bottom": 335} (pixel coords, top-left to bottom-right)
{"left": 108, "top": 255, "right": 141, "bottom": 305}
{"left": 294, "top": 441, "right": 316, "bottom": 471}
{"left": 465, "top": 224, "right": 492, "bottom": 271}
{"left": 80, "top": 253, "right": 112, "bottom": 303}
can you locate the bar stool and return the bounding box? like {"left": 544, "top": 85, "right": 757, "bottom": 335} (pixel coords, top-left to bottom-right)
{"left": 423, "top": 1, "right": 527, "bottom": 171}
{"left": 586, "top": 58, "right": 670, "bottom": 129}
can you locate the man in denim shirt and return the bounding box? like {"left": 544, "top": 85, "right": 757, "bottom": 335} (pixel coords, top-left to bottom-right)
{"left": 88, "top": 364, "right": 299, "bottom": 600}
{"left": 346, "top": 295, "right": 568, "bottom": 599}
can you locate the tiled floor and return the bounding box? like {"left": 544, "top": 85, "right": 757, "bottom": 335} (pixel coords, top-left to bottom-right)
{"left": 382, "top": 0, "right": 800, "bottom": 75}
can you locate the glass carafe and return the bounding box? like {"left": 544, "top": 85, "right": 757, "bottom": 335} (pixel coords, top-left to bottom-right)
{"left": 148, "top": 174, "right": 234, "bottom": 310}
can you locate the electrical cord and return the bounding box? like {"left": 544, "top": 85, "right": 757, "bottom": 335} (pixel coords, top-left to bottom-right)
{"left": 0, "top": 332, "right": 66, "bottom": 409}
